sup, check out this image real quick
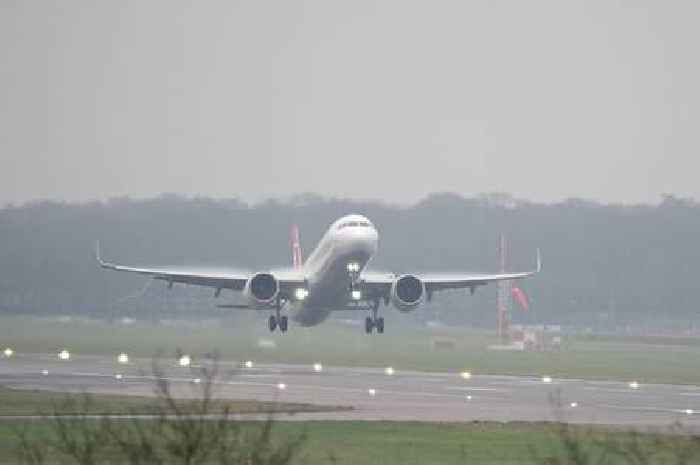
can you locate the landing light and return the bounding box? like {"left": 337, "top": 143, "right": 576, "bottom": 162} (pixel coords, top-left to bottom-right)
{"left": 294, "top": 288, "right": 309, "bottom": 301}
{"left": 41, "top": 369, "right": 49, "bottom": 376}
{"left": 117, "top": 353, "right": 129, "bottom": 365}
{"left": 570, "top": 402, "right": 578, "bottom": 408}
{"left": 244, "top": 360, "right": 254, "bottom": 369}
{"left": 685, "top": 409, "right": 694, "bottom": 415}
{"left": 178, "top": 355, "right": 191, "bottom": 367}
{"left": 277, "top": 383, "right": 287, "bottom": 391}
{"left": 3, "top": 348, "right": 13, "bottom": 358}
{"left": 460, "top": 371, "right": 472, "bottom": 380}
{"left": 115, "top": 373, "right": 123, "bottom": 380}
{"left": 351, "top": 290, "right": 362, "bottom": 301}
{"left": 384, "top": 366, "right": 395, "bottom": 376}
{"left": 313, "top": 363, "right": 323, "bottom": 373}
{"left": 368, "top": 388, "right": 376, "bottom": 397}
{"left": 629, "top": 381, "right": 640, "bottom": 390}
{"left": 58, "top": 350, "right": 71, "bottom": 361}
{"left": 192, "top": 378, "right": 201, "bottom": 384}
{"left": 466, "top": 395, "right": 473, "bottom": 401}
{"left": 542, "top": 376, "right": 552, "bottom": 384}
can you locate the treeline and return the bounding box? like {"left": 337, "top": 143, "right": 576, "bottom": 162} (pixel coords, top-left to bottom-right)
{"left": 0, "top": 193, "right": 699, "bottom": 330}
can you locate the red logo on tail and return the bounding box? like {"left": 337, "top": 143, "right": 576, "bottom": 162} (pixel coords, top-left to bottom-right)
{"left": 291, "top": 225, "right": 303, "bottom": 269}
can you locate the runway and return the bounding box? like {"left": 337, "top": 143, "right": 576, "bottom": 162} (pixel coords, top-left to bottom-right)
{"left": 1, "top": 353, "right": 699, "bottom": 429}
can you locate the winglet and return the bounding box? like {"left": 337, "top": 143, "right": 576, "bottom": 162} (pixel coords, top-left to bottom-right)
{"left": 95, "top": 240, "right": 107, "bottom": 267}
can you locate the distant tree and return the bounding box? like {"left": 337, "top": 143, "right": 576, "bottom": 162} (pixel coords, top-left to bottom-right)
{"left": 1, "top": 193, "right": 699, "bottom": 329}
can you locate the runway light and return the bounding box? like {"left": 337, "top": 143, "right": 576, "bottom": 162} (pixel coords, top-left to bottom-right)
{"left": 368, "top": 388, "right": 376, "bottom": 397}
{"left": 685, "top": 409, "right": 694, "bottom": 415}
{"left": 58, "top": 350, "right": 71, "bottom": 361}
{"left": 277, "top": 383, "right": 287, "bottom": 391}
{"left": 294, "top": 288, "right": 309, "bottom": 301}
{"left": 117, "top": 353, "right": 129, "bottom": 365}
{"left": 178, "top": 355, "right": 191, "bottom": 367}
{"left": 460, "top": 371, "right": 472, "bottom": 380}
{"left": 351, "top": 290, "right": 362, "bottom": 300}
{"left": 192, "top": 378, "right": 201, "bottom": 384}
{"left": 542, "top": 376, "right": 552, "bottom": 384}
{"left": 115, "top": 373, "right": 123, "bottom": 380}
{"left": 570, "top": 402, "right": 578, "bottom": 408}
{"left": 244, "top": 360, "right": 254, "bottom": 368}
{"left": 629, "top": 381, "right": 640, "bottom": 390}
{"left": 313, "top": 363, "right": 323, "bottom": 373}
{"left": 384, "top": 366, "right": 395, "bottom": 376}
{"left": 3, "top": 348, "right": 13, "bottom": 358}
{"left": 41, "top": 369, "right": 49, "bottom": 376}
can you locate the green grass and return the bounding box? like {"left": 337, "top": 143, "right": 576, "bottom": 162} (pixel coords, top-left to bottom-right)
{"left": 0, "top": 386, "right": 345, "bottom": 417}
{"left": 0, "top": 420, "right": 693, "bottom": 465}
{"left": 2, "top": 316, "right": 700, "bottom": 384}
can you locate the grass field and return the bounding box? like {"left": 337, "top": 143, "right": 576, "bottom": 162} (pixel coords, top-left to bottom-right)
{"left": 0, "top": 420, "right": 695, "bottom": 465}
{"left": 0, "top": 386, "right": 344, "bottom": 417}
{"left": 2, "top": 316, "right": 700, "bottom": 385}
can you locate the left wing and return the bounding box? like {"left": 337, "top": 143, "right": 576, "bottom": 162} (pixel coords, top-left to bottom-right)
{"left": 362, "top": 249, "right": 541, "bottom": 296}
{"left": 95, "top": 242, "right": 305, "bottom": 295}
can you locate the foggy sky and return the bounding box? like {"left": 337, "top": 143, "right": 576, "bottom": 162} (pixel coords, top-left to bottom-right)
{"left": 1, "top": 1, "right": 698, "bottom": 206}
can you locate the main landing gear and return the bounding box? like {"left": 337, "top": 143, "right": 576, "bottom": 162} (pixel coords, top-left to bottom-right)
{"left": 269, "top": 298, "right": 288, "bottom": 333}
{"left": 365, "top": 299, "right": 384, "bottom": 335}
{"left": 268, "top": 315, "right": 288, "bottom": 332}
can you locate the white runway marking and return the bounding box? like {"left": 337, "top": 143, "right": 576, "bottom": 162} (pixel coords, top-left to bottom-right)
{"left": 444, "top": 386, "right": 505, "bottom": 392}
{"left": 583, "top": 387, "right": 645, "bottom": 394}
{"left": 597, "top": 404, "right": 699, "bottom": 415}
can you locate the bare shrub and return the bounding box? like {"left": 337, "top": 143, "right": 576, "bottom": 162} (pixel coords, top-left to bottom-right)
{"left": 15, "top": 355, "right": 305, "bottom": 465}
{"left": 530, "top": 390, "right": 700, "bottom": 465}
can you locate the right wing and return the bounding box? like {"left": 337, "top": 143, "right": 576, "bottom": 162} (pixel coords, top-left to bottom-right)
{"left": 95, "top": 242, "right": 304, "bottom": 294}
{"left": 362, "top": 249, "right": 541, "bottom": 298}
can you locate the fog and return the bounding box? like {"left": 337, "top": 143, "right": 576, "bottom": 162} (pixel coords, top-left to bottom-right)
{"left": 1, "top": 1, "right": 699, "bottom": 206}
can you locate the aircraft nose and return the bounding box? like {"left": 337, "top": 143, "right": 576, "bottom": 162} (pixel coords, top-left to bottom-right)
{"left": 349, "top": 227, "right": 378, "bottom": 253}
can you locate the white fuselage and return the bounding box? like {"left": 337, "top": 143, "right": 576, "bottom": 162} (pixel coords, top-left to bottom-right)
{"left": 287, "top": 214, "right": 379, "bottom": 326}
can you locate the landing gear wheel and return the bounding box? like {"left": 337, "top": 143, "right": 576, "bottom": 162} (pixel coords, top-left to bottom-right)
{"left": 268, "top": 315, "right": 277, "bottom": 332}
{"left": 376, "top": 317, "right": 384, "bottom": 334}
{"left": 365, "top": 316, "right": 374, "bottom": 334}
{"left": 279, "top": 316, "right": 288, "bottom": 332}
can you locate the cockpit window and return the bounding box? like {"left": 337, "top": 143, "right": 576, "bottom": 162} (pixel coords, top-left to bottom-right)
{"left": 337, "top": 220, "right": 373, "bottom": 229}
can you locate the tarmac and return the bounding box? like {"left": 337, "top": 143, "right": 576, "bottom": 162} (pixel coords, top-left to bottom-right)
{"left": 1, "top": 353, "right": 699, "bottom": 430}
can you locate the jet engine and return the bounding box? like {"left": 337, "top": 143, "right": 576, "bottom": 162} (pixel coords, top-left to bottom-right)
{"left": 391, "top": 275, "right": 425, "bottom": 312}
{"left": 244, "top": 273, "right": 279, "bottom": 308}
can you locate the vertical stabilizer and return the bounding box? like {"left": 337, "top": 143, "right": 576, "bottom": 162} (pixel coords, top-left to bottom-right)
{"left": 291, "top": 225, "right": 303, "bottom": 269}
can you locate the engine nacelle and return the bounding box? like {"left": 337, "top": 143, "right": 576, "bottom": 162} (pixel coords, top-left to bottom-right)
{"left": 391, "top": 275, "right": 425, "bottom": 312}
{"left": 244, "top": 273, "right": 279, "bottom": 308}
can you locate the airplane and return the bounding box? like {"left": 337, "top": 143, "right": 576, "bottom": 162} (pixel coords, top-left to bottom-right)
{"left": 97, "top": 214, "right": 541, "bottom": 334}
